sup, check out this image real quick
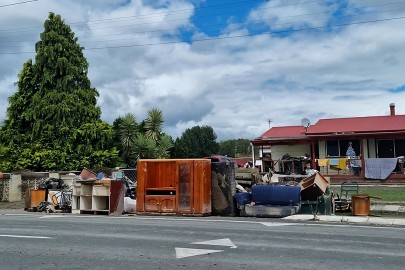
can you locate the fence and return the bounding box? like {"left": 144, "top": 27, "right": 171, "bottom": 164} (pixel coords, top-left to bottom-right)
{"left": 121, "top": 168, "right": 137, "bottom": 183}
{"left": 0, "top": 173, "right": 10, "bottom": 202}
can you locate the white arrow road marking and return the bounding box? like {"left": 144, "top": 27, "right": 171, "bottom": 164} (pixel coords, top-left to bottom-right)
{"left": 0, "top": 234, "right": 52, "bottom": 239}
{"left": 261, "top": 222, "right": 298, "bottom": 227}
{"left": 192, "top": 238, "right": 237, "bottom": 248}
{"left": 175, "top": 248, "right": 223, "bottom": 259}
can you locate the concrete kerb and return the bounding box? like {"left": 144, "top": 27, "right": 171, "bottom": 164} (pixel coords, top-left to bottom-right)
{"left": 1, "top": 208, "right": 405, "bottom": 226}
{"left": 371, "top": 204, "right": 405, "bottom": 216}
{"left": 283, "top": 214, "right": 405, "bottom": 226}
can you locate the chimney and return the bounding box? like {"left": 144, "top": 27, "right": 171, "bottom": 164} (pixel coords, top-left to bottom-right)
{"left": 390, "top": 103, "right": 396, "bottom": 116}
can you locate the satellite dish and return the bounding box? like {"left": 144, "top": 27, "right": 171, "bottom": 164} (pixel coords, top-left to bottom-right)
{"left": 301, "top": 118, "right": 311, "bottom": 127}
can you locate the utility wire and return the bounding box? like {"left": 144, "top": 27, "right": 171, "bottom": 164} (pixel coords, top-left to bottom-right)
{"left": 0, "top": 0, "right": 368, "bottom": 33}
{"left": 0, "top": 1, "right": 403, "bottom": 47}
{"left": 2, "top": 5, "right": 402, "bottom": 49}
{"left": 85, "top": 16, "right": 405, "bottom": 50}
{"left": 1, "top": 14, "right": 403, "bottom": 55}
{"left": 0, "top": 0, "right": 403, "bottom": 40}
{"left": 0, "top": 0, "right": 39, "bottom": 8}
{"left": 0, "top": 0, "right": 263, "bottom": 32}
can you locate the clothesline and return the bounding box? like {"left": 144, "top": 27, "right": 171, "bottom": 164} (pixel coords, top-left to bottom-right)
{"left": 316, "top": 158, "right": 349, "bottom": 170}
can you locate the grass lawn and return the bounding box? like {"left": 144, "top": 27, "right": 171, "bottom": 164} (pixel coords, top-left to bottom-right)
{"left": 330, "top": 185, "right": 405, "bottom": 202}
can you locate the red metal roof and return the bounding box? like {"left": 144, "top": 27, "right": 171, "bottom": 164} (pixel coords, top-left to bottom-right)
{"left": 259, "top": 126, "right": 307, "bottom": 139}
{"left": 253, "top": 114, "right": 405, "bottom": 145}
{"left": 306, "top": 115, "right": 405, "bottom": 135}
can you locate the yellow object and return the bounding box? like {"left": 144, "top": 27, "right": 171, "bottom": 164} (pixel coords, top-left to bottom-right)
{"left": 338, "top": 158, "right": 348, "bottom": 170}
{"left": 317, "top": 159, "right": 329, "bottom": 166}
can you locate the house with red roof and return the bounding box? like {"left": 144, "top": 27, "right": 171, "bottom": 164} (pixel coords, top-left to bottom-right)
{"left": 251, "top": 103, "right": 405, "bottom": 183}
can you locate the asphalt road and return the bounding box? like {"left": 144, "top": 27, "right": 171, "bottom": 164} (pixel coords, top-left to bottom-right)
{"left": 0, "top": 214, "right": 404, "bottom": 270}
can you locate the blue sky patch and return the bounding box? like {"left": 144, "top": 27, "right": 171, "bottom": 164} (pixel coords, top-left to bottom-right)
{"left": 191, "top": 0, "right": 263, "bottom": 37}
{"left": 389, "top": 85, "right": 405, "bottom": 93}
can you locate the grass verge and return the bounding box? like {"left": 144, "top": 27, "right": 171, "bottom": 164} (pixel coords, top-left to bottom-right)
{"left": 331, "top": 186, "right": 405, "bottom": 202}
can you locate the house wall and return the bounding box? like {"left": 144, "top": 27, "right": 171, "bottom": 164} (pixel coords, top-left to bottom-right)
{"left": 271, "top": 144, "right": 311, "bottom": 160}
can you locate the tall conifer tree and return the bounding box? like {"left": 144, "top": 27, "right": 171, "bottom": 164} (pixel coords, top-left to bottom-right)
{"left": 0, "top": 13, "right": 118, "bottom": 171}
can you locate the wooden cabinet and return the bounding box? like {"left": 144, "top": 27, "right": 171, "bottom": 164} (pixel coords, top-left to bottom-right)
{"left": 71, "top": 180, "right": 125, "bottom": 215}
{"left": 144, "top": 188, "right": 176, "bottom": 212}
{"left": 136, "top": 159, "right": 211, "bottom": 215}
{"left": 28, "top": 189, "right": 46, "bottom": 209}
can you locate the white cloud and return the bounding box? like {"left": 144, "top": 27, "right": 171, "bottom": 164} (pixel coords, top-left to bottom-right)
{"left": 248, "top": 0, "right": 332, "bottom": 30}
{"left": 1, "top": 0, "right": 405, "bottom": 142}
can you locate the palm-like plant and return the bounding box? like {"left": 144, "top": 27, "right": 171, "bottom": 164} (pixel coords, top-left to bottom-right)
{"left": 118, "top": 113, "right": 138, "bottom": 166}
{"left": 132, "top": 133, "right": 156, "bottom": 160}
{"left": 156, "top": 134, "right": 174, "bottom": 159}
{"left": 116, "top": 108, "right": 173, "bottom": 165}
{"left": 144, "top": 108, "right": 163, "bottom": 141}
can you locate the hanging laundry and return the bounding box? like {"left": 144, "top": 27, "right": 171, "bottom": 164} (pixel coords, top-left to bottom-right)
{"left": 329, "top": 159, "right": 339, "bottom": 166}
{"left": 316, "top": 159, "right": 329, "bottom": 166}
{"left": 338, "top": 158, "right": 348, "bottom": 170}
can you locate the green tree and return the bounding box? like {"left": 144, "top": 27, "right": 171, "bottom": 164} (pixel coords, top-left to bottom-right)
{"left": 0, "top": 13, "right": 118, "bottom": 171}
{"left": 173, "top": 125, "right": 219, "bottom": 158}
{"left": 219, "top": 138, "right": 252, "bottom": 157}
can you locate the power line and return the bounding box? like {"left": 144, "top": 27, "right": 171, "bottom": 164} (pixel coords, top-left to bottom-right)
{"left": 0, "top": 2, "right": 403, "bottom": 48}
{"left": 1, "top": 14, "right": 403, "bottom": 55}
{"left": 0, "top": 0, "right": 367, "bottom": 33}
{"left": 43, "top": 7, "right": 405, "bottom": 46}
{"left": 85, "top": 16, "right": 405, "bottom": 50}
{"left": 0, "top": 0, "right": 263, "bottom": 33}
{"left": 0, "top": 0, "right": 403, "bottom": 43}
{"left": 0, "top": 0, "right": 39, "bottom": 8}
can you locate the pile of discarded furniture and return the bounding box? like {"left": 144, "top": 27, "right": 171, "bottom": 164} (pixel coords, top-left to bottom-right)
{"left": 71, "top": 168, "right": 138, "bottom": 215}
{"left": 234, "top": 172, "right": 332, "bottom": 218}
{"left": 26, "top": 177, "right": 72, "bottom": 213}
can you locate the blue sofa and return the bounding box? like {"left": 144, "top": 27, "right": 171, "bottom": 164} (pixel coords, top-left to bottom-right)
{"left": 234, "top": 185, "right": 301, "bottom": 218}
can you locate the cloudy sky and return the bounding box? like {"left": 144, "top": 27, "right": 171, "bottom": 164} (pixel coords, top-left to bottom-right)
{"left": 1, "top": 0, "right": 405, "bottom": 141}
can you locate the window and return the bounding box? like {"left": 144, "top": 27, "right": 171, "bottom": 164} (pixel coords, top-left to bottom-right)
{"left": 377, "top": 139, "right": 405, "bottom": 158}
{"left": 378, "top": 139, "right": 394, "bottom": 158}
{"left": 326, "top": 139, "right": 360, "bottom": 157}
{"left": 326, "top": 140, "right": 339, "bottom": 156}
{"left": 395, "top": 139, "right": 405, "bottom": 157}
